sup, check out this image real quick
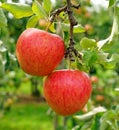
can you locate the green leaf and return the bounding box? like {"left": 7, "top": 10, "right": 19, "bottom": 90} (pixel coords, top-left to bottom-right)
{"left": 80, "top": 120, "right": 93, "bottom": 130}
{"left": 61, "top": 23, "right": 70, "bottom": 32}
{"left": 100, "top": 110, "right": 117, "bottom": 130}
{"left": 1, "top": 2, "right": 33, "bottom": 19}
{"left": 98, "top": 54, "right": 119, "bottom": 69}
{"left": 43, "top": 0, "right": 52, "bottom": 14}
{"left": 32, "top": 0, "right": 47, "bottom": 19}
{"left": 97, "top": 37, "right": 110, "bottom": 50}
{"left": 80, "top": 37, "right": 97, "bottom": 50}
{"left": 49, "top": 22, "right": 56, "bottom": 32}
{"left": 91, "top": 115, "right": 101, "bottom": 130}
{"left": 73, "top": 24, "right": 85, "bottom": 33}
{"left": 97, "top": 52, "right": 108, "bottom": 63}
{"left": 82, "top": 50, "right": 98, "bottom": 70}
{"left": 0, "top": 8, "right": 7, "bottom": 28}
{"left": 61, "top": 23, "right": 85, "bottom": 33}
{"left": 109, "top": 0, "right": 115, "bottom": 7}
{"left": 74, "top": 107, "right": 106, "bottom": 121}
{"left": 26, "top": 15, "right": 39, "bottom": 28}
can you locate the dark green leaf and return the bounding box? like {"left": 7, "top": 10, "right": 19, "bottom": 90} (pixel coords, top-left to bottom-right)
{"left": 43, "top": 0, "right": 52, "bottom": 14}
{"left": 1, "top": 2, "right": 33, "bottom": 18}
{"left": 0, "top": 8, "right": 7, "bottom": 28}
{"left": 109, "top": 0, "right": 115, "bottom": 7}
{"left": 4, "top": 51, "right": 10, "bottom": 71}
{"left": 32, "top": 0, "right": 47, "bottom": 19}
{"left": 26, "top": 15, "right": 39, "bottom": 28}
{"left": 80, "top": 37, "right": 97, "bottom": 50}
{"left": 91, "top": 115, "right": 101, "bottom": 130}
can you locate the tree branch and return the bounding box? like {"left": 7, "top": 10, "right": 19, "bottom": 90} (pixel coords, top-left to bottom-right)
{"left": 49, "top": 0, "right": 82, "bottom": 62}
{"left": 65, "top": 0, "right": 79, "bottom": 62}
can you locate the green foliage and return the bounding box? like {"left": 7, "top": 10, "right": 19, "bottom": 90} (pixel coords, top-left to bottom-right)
{"left": 1, "top": 2, "right": 33, "bottom": 18}
{"left": 74, "top": 107, "right": 106, "bottom": 122}
{"left": 32, "top": 0, "right": 47, "bottom": 19}
{"left": 73, "top": 106, "right": 119, "bottom": 130}
{"left": 109, "top": 0, "right": 116, "bottom": 7}
{"left": 0, "top": 8, "right": 7, "bottom": 28}
{"left": 26, "top": 15, "right": 39, "bottom": 28}
{"left": 80, "top": 37, "right": 97, "bottom": 50}
{"left": 43, "top": 0, "right": 52, "bottom": 15}
{"left": 61, "top": 23, "right": 85, "bottom": 33}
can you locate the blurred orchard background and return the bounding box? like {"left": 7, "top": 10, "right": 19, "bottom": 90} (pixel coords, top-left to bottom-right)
{"left": 0, "top": 0, "right": 119, "bottom": 130}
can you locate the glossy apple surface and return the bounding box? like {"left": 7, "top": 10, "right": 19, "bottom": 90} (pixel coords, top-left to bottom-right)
{"left": 16, "top": 28, "right": 65, "bottom": 76}
{"left": 44, "top": 69, "right": 92, "bottom": 116}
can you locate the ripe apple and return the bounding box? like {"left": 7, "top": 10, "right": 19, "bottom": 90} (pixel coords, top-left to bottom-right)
{"left": 43, "top": 69, "right": 92, "bottom": 116}
{"left": 16, "top": 28, "right": 65, "bottom": 76}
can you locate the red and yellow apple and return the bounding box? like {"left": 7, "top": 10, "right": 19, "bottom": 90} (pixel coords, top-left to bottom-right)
{"left": 16, "top": 28, "right": 65, "bottom": 76}
{"left": 43, "top": 69, "right": 92, "bottom": 116}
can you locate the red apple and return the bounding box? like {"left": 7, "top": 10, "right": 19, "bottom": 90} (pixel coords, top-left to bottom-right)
{"left": 43, "top": 69, "right": 92, "bottom": 116}
{"left": 16, "top": 28, "right": 65, "bottom": 76}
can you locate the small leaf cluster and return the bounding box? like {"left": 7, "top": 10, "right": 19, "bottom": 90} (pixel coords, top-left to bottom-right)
{"left": 73, "top": 105, "right": 119, "bottom": 130}
{"left": 0, "top": 0, "right": 52, "bottom": 28}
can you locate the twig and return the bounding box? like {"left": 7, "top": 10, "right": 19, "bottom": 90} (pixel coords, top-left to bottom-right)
{"left": 72, "top": 3, "right": 81, "bottom": 9}
{"left": 50, "top": 5, "right": 67, "bottom": 23}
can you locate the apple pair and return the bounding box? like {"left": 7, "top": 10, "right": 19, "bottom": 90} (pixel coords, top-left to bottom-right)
{"left": 16, "top": 28, "right": 92, "bottom": 116}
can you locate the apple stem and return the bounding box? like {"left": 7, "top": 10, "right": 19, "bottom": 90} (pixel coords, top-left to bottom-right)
{"left": 45, "top": 22, "right": 52, "bottom": 31}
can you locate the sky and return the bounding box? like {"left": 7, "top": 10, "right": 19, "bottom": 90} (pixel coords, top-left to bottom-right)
{"left": 91, "top": 0, "right": 108, "bottom": 9}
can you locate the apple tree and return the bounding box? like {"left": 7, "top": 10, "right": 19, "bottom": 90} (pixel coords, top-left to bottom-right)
{"left": 0, "top": 0, "right": 119, "bottom": 129}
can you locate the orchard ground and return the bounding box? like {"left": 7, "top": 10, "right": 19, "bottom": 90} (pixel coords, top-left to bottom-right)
{"left": 0, "top": 81, "right": 74, "bottom": 130}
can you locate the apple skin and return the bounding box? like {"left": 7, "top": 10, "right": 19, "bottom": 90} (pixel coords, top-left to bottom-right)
{"left": 43, "top": 69, "right": 92, "bottom": 116}
{"left": 16, "top": 28, "right": 65, "bottom": 76}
